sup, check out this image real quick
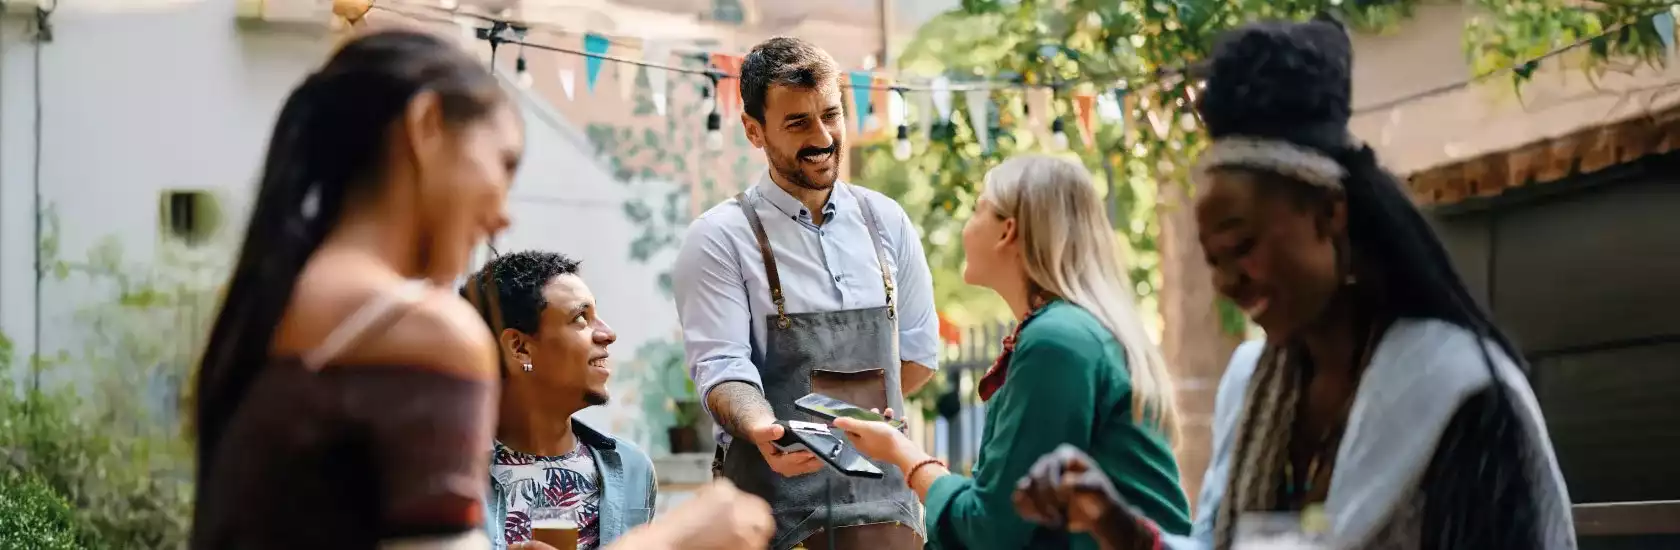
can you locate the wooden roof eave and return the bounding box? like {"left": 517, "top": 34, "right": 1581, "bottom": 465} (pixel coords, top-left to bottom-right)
{"left": 1404, "top": 104, "right": 1680, "bottom": 208}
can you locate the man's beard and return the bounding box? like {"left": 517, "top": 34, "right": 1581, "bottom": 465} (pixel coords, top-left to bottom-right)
{"left": 583, "top": 389, "right": 609, "bottom": 407}
{"left": 772, "top": 142, "right": 843, "bottom": 190}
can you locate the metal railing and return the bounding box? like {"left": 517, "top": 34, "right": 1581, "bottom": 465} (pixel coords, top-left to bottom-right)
{"left": 906, "top": 321, "right": 1015, "bottom": 475}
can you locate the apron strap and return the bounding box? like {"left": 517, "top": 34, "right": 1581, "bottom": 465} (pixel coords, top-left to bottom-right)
{"left": 735, "top": 189, "right": 792, "bottom": 330}
{"left": 851, "top": 184, "right": 896, "bottom": 321}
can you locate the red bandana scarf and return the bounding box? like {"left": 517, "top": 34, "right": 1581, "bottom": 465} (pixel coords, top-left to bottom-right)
{"left": 976, "top": 296, "right": 1055, "bottom": 402}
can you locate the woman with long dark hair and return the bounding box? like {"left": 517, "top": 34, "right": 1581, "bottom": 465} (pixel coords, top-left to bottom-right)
{"left": 190, "top": 29, "right": 522, "bottom": 548}
{"left": 191, "top": 28, "right": 779, "bottom": 550}
{"left": 1012, "top": 16, "right": 1575, "bottom": 550}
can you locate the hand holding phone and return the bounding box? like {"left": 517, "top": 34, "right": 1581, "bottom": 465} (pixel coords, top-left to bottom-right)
{"left": 748, "top": 421, "right": 822, "bottom": 478}
{"left": 795, "top": 393, "right": 907, "bottom": 431}
{"left": 771, "top": 420, "right": 884, "bottom": 479}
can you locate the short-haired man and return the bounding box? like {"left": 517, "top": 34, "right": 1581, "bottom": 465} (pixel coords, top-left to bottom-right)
{"left": 462, "top": 251, "right": 657, "bottom": 550}
{"left": 672, "top": 37, "right": 939, "bottom": 550}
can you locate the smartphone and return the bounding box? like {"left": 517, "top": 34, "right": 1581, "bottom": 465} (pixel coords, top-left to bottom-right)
{"left": 771, "top": 420, "right": 884, "bottom": 479}
{"left": 795, "top": 392, "right": 907, "bottom": 431}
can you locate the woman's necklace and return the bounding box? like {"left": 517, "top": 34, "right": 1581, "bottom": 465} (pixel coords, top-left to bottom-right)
{"left": 1281, "top": 319, "right": 1385, "bottom": 510}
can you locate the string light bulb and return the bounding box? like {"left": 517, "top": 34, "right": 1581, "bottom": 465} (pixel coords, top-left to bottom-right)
{"left": 705, "top": 111, "right": 724, "bottom": 151}
{"left": 893, "top": 124, "right": 912, "bottom": 161}
{"left": 515, "top": 55, "right": 533, "bottom": 89}
{"left": 705, "top": 74, "right": 725, "bottom": 151}
{"left": 1050, "top": 117, "right": 1069, "bottom": 151}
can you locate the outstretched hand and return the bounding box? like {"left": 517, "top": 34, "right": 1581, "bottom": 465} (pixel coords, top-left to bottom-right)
{"left": 1013, "top": 444, "right": 1129, "bottom": 534}
{"left": 830, "top": 408, "right": 913, "bottom": 464}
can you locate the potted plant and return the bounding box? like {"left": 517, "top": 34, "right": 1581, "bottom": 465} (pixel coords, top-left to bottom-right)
{"left": 634, "top": 339, "right": 713, "bottom": 454}
{"left": 665, "top": 380, "right": 706, "bottom": 454}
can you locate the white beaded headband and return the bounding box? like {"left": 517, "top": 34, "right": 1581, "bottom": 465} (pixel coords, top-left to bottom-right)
{"left": 1192, "top": 135, "right": 1347, "bottom": 190}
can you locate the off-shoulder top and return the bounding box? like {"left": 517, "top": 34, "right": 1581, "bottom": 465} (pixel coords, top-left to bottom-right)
{"left": 191, "top": 282, "right": 497, "bottom": 550}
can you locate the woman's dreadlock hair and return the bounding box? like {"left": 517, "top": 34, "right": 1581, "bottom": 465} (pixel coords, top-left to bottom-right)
{"left": 1195, "top": 14, "right": 1548, "bottom": 549}
{"left": 193, "top": 30, "right": 505, "bottom": 492}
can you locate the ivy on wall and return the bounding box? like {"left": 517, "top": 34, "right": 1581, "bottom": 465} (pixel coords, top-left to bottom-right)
{"left": 3, "top": 205, "right": 228, "bottom": 548}
{"left": 582, "top": 56, "right": 758, "bottom": 453}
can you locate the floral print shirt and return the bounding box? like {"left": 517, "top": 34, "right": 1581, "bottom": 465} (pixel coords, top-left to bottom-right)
{"left": 491, "top": 441, "right": 603, "bottom": 549}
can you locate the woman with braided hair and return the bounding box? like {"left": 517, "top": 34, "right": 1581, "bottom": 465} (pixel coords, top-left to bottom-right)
{"left": 1012, "top": 15, "right": 1575, "bottom": 550}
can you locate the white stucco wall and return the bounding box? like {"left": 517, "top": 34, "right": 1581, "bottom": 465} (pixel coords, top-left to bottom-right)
{"left": 0, "top": 1, "right": 332, "bottom": 374}
{"left": 0, "top": 0, "right": 677, "bottom": 450}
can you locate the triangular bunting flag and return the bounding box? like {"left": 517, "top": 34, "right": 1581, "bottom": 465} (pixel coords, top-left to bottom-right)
{"left": 1656, "top": 11, "right": 1676, "bottom": 69}
{"left": 643, "top": 41, "right": 672, "bottom": 115}
{"left": 915, "top": 90, "right": 936, "bottom": 139}
{"left": 1025, "top": 87, "right": 1054, "bottom": 146}
{"left": 1147, "top": 106, "right": 1172, "bottom": 139}
{"left": 711, "top": 53, "right": 744, "bottom": 117}
{"left": 1379, "top": 107, "right": 1404, "bottom": 146}
{"left": 617, "top": 43, "right": 641, "bottom": 101}
{"left": 964, "top": 89, "right": 991, "bottom": 153}
{"left": 870, "top": 74, "right": 892, "bottom": 134}
{"left": 583, "top": 33, "right": 610, "bottom": 92}
{"left": 1124, "top": 93, "right": 1142, "bottom": 148}
{"left": 556, "top": 41, "right": 578, "bottom": 100}
{"left": 931, "top": 77, "right": 953, "bottom": 122}
{"left": 455, "top": 17, "right": 477, "bottom": 45}
{"left": 1074, "top": 92, "right": 1097, "bottom": 150}
{"left": 850, "top": 71, "right": 874, "bottom": 131}
{"left": 1097, "top": 89, "right": 1122, "bottom": 123}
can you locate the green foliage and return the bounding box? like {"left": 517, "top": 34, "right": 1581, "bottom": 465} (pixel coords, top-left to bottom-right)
{"left": 0, "top": 207, "right": 219, "bottom": 548}
{"left": 586, "top": 55, "right": 756, "bottom": 292}
{"left": 0, "top": 366, "right": 190, "bottom": 550}
{"left": 587, "top": 57, "right": 764, "bottom": 453}
{"left": 608, "top": 338, "right": 702, "bottom": 455}
{"left": 890, "top": 0, "right": 1668, "bottom": 336}
{"left": 1465, "top": 1, "right": 1672, "bottom": 92}
{"left": 0, "top": 470, "right": 94, "bottom": 550}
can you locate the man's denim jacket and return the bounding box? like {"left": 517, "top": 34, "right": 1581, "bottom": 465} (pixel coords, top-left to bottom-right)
{"left": 482, "top": 419, "right": 657, "bottom": 549}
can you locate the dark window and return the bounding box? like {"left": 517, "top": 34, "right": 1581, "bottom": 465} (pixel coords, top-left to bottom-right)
{"left": 160, "top": 189, "right": 218, "bottom": 245}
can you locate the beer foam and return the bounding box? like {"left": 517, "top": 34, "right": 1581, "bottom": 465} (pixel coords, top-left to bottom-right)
{"left": 531, "top": 518, "right": 579, "bottom": 530}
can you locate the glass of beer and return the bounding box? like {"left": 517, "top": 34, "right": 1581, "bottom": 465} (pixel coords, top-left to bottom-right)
{"left": 529, "top": 507, "right": 579, "bottom": 550}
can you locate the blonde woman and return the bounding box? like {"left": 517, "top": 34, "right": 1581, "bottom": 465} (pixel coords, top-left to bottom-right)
{"left": 833, "top": 155, "right": 1190, "bottom": 549}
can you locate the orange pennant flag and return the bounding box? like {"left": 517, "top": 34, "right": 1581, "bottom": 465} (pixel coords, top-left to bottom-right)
{"left": 1074, "top": 92, "right": 1097, "bottom": 150}
{"left": 710, "top": 53, "right": 744, "bottom": 117}
{"left": 938, "top": 311, "right": 963, "bottom": 346}
{"left": 867, "top": 74, "right": 893, "bottom": 138}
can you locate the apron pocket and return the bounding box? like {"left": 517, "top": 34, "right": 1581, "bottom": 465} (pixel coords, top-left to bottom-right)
{"left": 810, "top": 368, "right": 889, "bottom": 413}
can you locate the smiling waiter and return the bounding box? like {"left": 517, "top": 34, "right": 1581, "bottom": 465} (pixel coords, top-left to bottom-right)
{"left": 672, "top": 37, "right": 940, "bottom": 550}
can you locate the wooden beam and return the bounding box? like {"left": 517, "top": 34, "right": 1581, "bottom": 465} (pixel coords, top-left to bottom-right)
{"left": 1574, "top": 501, "right": 1680, "bottom": 536}
{"left": 1406, "top": 103, "right": 1680, "bottom": 207}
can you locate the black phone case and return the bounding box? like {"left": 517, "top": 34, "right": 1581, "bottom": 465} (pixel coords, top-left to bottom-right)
{"left": 772, "top": 420, "right": 884, "bottom": 479}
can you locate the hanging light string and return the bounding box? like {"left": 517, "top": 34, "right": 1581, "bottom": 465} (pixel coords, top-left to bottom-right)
{"left": 370, "top": 1, "right": 1680, "bottom": 116}
{"left": 370, "top": 0, "right": 1174, "bottom": 93}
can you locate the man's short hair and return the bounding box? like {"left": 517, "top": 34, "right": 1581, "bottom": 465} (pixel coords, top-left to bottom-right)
{"left": 459, "top": 250, "right": 581, "bottom": 336}
{"left": 740, "top": 36, "right": 842, "bottom": 123}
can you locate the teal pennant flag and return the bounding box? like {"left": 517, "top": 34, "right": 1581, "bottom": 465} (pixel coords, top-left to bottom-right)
{"left": 851, "top": 71, "right": 873, "bottom": 131}
{"left": 583, "top": 33, "right": 610, "bottom": 92}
